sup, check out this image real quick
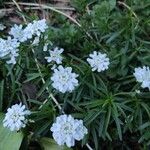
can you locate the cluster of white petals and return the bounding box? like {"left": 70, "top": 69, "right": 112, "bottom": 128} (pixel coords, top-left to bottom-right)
{"left": 9, "top": 19, "right": 48, "bottom": 42}
{"left": 133, "top": 66, "right": 150, "bottom": 90}
{"left": 9, "top": 24, "right": 27, "bottom": 42}
{"left": 50, "top": 114, "right": 88, "bottom": 147}
{"left": 45, "top": 47, "right": 64, "bottom": 64}
{"left": 51, "top": 65, "right": 79, "bottom": 93}
{"left": 24, "top": 19, "right": 48, "bottom": 39}
{"left": 0, "top": 19, "right": 47, "bottom": 64}
{"left": 87, "top": 51, "right": 110, "bottom": 72}
{"left": 0, "top": 37, "right": 20, "bottom": 64}
{"left": 3, "top": 103, "right": 31, "bottom": 131}
{"left": 0, "top": 23, "right": 6, "bottom": 30}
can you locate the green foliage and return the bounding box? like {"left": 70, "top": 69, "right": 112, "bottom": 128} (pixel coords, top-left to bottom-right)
{"left": 0, "top": 0, "right": 150, "bottom": 149}
{"left": 0, "top": 113, "right": 23, "bottom": 150}
{"left": 39, "top": 138, "right": 72, "bottom": 150}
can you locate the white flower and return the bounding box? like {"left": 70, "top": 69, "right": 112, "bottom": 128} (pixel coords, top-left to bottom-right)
{"left": 6, "top": 50, "right": 19, "bottom": 64}
{"left": 9, "top": 24, "right": 27, "bottom": 42}
{"left": 0, "top": 23, "right": 6, "bottom": 31}
{"left": 0, "top": 37, "right": 20, "bottom": 64}
{"left": 134, "top": 66, "right": 150, "bottom": 90}
{"left": 3, "top": 103, "right": 31, "bottom": 131}
{"left": 23, "top": 23, "right": 33, "bottom": 39}
{"left": 45, "top": 47, "right": 64, "bottom": 64}
{"left": 24, "top": 19, "right": 48, "bottom": 39}
{"left": 0, "top": 19, "right": 47, "bottom": 65}
{"left": 0, "top": 38, "right": 9, "bottom": 57}
{"left": 87, "top": 51, "right": 110, "bottom": 72}
{"left": 51, "top": 65, "right": 79, "bottom": 93}
{"left": 50, "top": 114, "right": 88, "bottom": 147}
{"left": 32, "top": 19, "right": 48, "bottom": 36}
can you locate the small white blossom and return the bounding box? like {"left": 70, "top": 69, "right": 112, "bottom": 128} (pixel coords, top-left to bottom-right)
{"left": 3, "top": 103, "right": 31, "bottom": 131}
{"left": 135, "top": 90, "right": 140, "bottom": 94}
{"left": 0, "top": 37, "right": 20, "bottom": 64}
{"left": 45, "top": 47, "right": 64, "bottom": 64}
{"left": 32, "top": 36, "right": 40, "bottom": 45}
{"left": 43, "top": 35, "right": 51, "bottom": 51}
{"left": 134, "top": 66, "right": 150, "bottom": 90}
{"left": 51, "top": 65, "right": 79, "bottom": 93}
{"left": 6, "top": 50, "right": 19, "bottom": 64}
{"left": 0, "top": 23, "right": 6, "bottom": 30}
{"left": 32, "top": 19, "right": 48, "bottom": 36}
{"left": 50, "top": 114, "right": 88, "bottom": 147}
{"left": 43, "top": 43, "right": 48, "bottom": 51}
{"left": 9, "top": 24, "right": 27, "bottom": 42}
{"left": 87, "top": 51, "right": 110, "bottom": 72}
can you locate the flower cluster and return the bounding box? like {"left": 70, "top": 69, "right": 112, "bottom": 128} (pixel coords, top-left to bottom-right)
{"left": 24, "top": 19, "right": 48, "bottom": 39}
{"left": 0, "top": 37, "right": 20, "bottom": 64}
{"left": 134, "top": 66, "right": 150, "bottom": 90}
{"left": 2, "top": 18, "right": 150, "bottom": 149}
{"left": 9, "top": 24, "right": 27, "bottom": 42}
{"left": 87, "top": 51, "right": 110, "bottom": 72}
{"left": 9, "top": 19, "right": 47, "bottom": 42}
{"left": 0, "top": 19, "right": 47, "bottom": 64}
{"left": 3, "top": 103, "right": 31, "bottom": 131}
{"left": 45, "top": 47, "right": 64, "bottom": 64}
{"left": 51, "top": 65, "right": 79, "bottom": 93}
{"left": 50, "top": 114, "right": 88, "bottom": 147}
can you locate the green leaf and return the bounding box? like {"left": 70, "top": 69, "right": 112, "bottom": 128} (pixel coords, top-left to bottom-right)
{"left": 37, "top": 78, "right": 51, "bottom": 98}
{"left": 104, "top": 105, "right": 111, "bottom": 134}
{"left": 112, "top": 104, "right": 122, "bottom": 140}
{"left": 91, "top": 127, "right": 98, "bottom": 150}
{"left": 68, "top": 53, "right": 89, "bottom": 67}
{"left": 99, "top": 114, "right": 105, "bottom": 137}
{"left": 138, "top": 122, "right": 150, "bottom": 130}
{"left": 39, "top": 138, "right": 72, "bottom": 150}
{"left": 0, "top": 113, "right": 23, "bottom": 150}
{"left": 0, "top": 80, "right": 4, "bottom": 111}
{"left": 24, "top": 73, "right": 42, "bottom": 83}
{"left": 109, "top": 0, "right": 116, "bottom": 10}
{"left": 106, "top": 29, "right": 124, "bottom": 44}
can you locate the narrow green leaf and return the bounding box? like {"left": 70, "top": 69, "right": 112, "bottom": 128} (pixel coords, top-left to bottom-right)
{"left": 68, "top": 54, "right": 89, "bottom": 67}
{"left": 106, "top": 29, "right": 124, "bottom": 44}
{"left": 27, "top": 99, "right": 43, "bottom": 105}
{"left": 141, "top": 103, "right": 150, "bottom": 118}
{"left": 138, "top": 122, "right": 150, "bottom": 130}
{"left": 92, "top": 128, "right": 98, "bottom": 150}
{"left": 34, "top": 121, "right": 51, "bottom": 136}
{"left": 112, "top": 104, "right": 122, "bottom": 140}
{"left": 104, "top": 105, "right": 111, "bottom": 134}
{"left": 0, "top": 80, "right": 4, "bottom": 111}
{"left": 24, "top": 73, "right": 41, "bottom": 83}
{"left": 37, "top": 78, "right": 51, "bottom": 98}
{"left": 99, "top": 114, "right": 105, "bottom": 137}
